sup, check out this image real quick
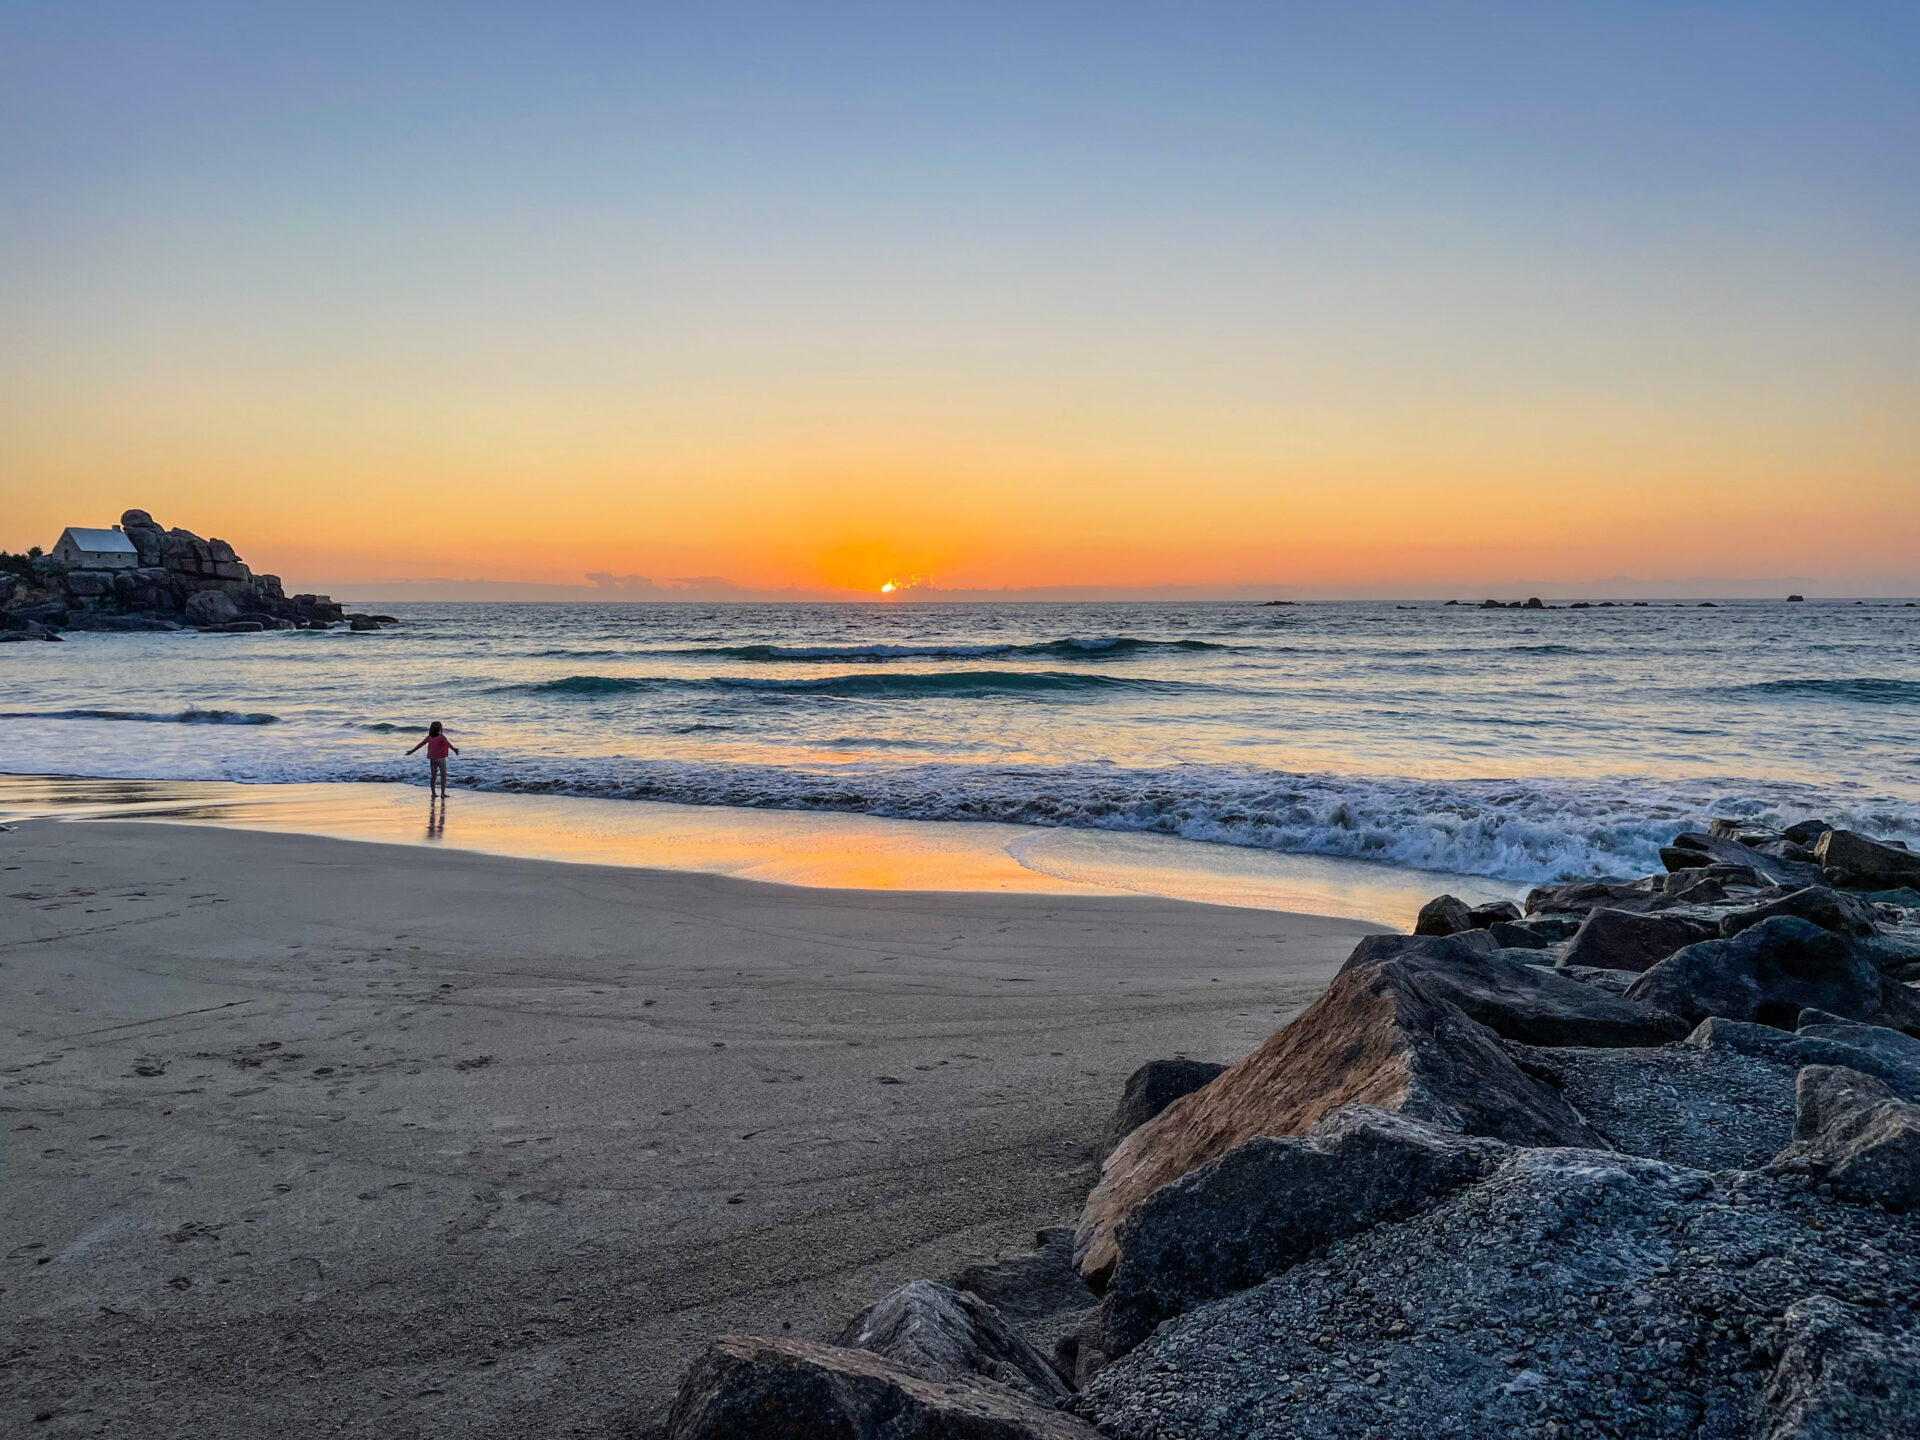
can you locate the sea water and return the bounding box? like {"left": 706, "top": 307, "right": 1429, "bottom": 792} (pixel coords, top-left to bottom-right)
{"left": 3, "top": 599, "right": 1916, "bottom": 885}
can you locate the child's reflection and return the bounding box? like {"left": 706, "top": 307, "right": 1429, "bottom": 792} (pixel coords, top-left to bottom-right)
{"left": 425, "top": 793, "right": 446, "bottom": 842}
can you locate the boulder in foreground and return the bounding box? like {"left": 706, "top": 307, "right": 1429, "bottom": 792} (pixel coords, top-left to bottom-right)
{"left": 1768, "top": 1065, "right": 1920, "bottom": 1212}
{"left": 1074, "top": 954, "right": 1603, "bottom": 1288}
{"left": 837, "top": 1280, "right": 1072, "bottom": 1406}
{"left": 665, "top": 1334, "right": 1099, "bottom": 1440}
{"left": 1561, "top": 906, "right": 1718, "bottom": 973}
{"left": 1096, "top": 1107, "right": 1500, "bottom": 1355}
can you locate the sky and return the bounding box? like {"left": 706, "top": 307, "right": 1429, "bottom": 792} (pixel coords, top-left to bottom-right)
{"left": 3, "top": 2, "right": 1917, "bottom": 598}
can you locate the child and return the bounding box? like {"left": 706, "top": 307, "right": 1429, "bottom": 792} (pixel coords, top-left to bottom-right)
{"left": 407, "top": 721, "right": 460, "bottom": 796}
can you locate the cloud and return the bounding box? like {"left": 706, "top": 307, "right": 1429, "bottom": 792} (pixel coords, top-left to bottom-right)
{"left": 585, "top": 572, "right": 658, "bottom": 591}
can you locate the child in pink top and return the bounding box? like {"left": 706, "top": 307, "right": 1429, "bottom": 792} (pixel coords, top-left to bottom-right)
{"left": 406, "top": 721, "right": 460, "bottom": 796}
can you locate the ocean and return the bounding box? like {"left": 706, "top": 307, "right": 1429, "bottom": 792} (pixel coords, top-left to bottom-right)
{"left": 3, "top": 599, "right": 1917, "bottom": 886}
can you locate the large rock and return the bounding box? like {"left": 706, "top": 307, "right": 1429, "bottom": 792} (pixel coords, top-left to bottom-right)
{"left": 1077, "top": 1148, "right": 1920, "bottom": 1440}
{"left": 1720, "top": 886, "right": 1878, "bottom": 940}
{"left": 1685, "top": 1016, "right": 1920, "bottom": 1101}
{"left": 1523, "top": 879, "right": 1655, "bottom": 917}
{"left": 1105, "top": 1059, "right": 1227, "bottom": 1151}
{"left": 1412, "top": 894, "right": 1471, "bottom": 936}
{"left": 1073, "top": 955, "right": 1603, "bottom": 1288}
{"left": 1816, "top": 829, "right": 1920, "bottom": 889}
{"left": 1627, "top": 916, "right": 1920, "bottom": 1035}
{"left": 1768, "top": 1066, "right": 1920, "bottom": 1212}
{"left": 184, "top": 589, "right": 240, "bottom": 627}
{"left": 1345, "top": 934, "right": 1689, "bottom": 1047}
{"left": 1096, "top": 1107, "right": 1500, "bottom": 1355}
{"left": 949, "top": 1229, "right": 1098, "bottom": 1363}
{"left": 1667, "top": 830, "right": 1824, "bottom": 887}
{"left": 837, "top": 1280, "right": 1071, "bottom": 1406}
{"left": 1465, "top": 899, "right": 1522, "bottom": 928}
{"left": 665, "top": 1335, "right": 1099, "bottom": 1440}
{"left": 1561, "top": 907, "right": 1719, "bottom": 973}
{"left": 1761, "top": 1297, "right": 1920, "bottom": 1440}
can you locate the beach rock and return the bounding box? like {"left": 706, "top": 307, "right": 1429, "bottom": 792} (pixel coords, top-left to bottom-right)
{"left": 665, "top": 1334, "right": 1099, "bottom": 1440}
{"left": 1412, "top": 894, "right": 1472, "bottom": 936}
{"left": 1768, "top": 1066, "right": 1920, "bottom": 1212}
{"left": 1660, "top": 844, "right": 1715, "bottom": 871}
{"left": 1343, "top": 934, "right": 1689, "bottom": 1047}
{"left": 1629, "top": 916, "right": 1920, "bottom": 1035}
{"left": 1073, "top": 955, "right": 1603, "bottom": 1289}
{"left": 184, "top": 589, "right": 240, "bottom": 627}
{"left": 837, "top": 1280, "right": 1072, "bottom": 1406}
{"left": 1561, "top": 906, "right": 1719, "bottom": 973}
{"left": 1095, "top": 1107, "right": 1501, "bottom": 1355}
{"left": 1513, "top": 1041, "right": 1795, "bottom": 1170}
{"left": 1105, "top": 1059, "right": 1227, "bottom": 1151}
{"left": 1816, "top": 829, "right": 1920, "bottom": 889}
{"left": 1668, "top": 830, "right": 1824, "bottom": 887}
{"left": 1761, "top": 1296, "right": 1920, "bottom": 1440}
{"left": 0, "top": 618, "right": 61, "bottom": 641}
{"left": 1076, "top": 1146, "right": 1920, "bottom": 1440}
{"left": 949, "top": 1228, "right": 1098, "bottom": 1359}
{"left": 1523, "top": 879, "right": 1657, "bottom": 917}
{"left": 1483, "top": 918, "right": 1557, "bottom": 950}
{"left": 1685, "top": 1016, "right": 1920, "bottom": 1101}
{"left": 349, "top": 615, "right": 382, "bottom": 631}
{"left": 1552, "top": 964, "right": 1642, "bottom": 996}
{"left": 1782, "top": 818, "right": 1834, "bottom": 847}
{"left": 1719, "top": 885, "right": 1879, "bottom": 940}
{"left": 1465, "top": 900, "right": 1522, "bottom": 928}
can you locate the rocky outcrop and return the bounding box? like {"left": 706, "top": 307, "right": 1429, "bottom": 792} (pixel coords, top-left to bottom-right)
{"left": 1072, "top": 955, "right": 1603, "bottom": 1289}
{"left": 2, "top": 507, "right": 346, "bottom": 633}
{"left": 1560, "top": 906, "right": 1719, "bottom": 973}
{"left": 1095, "top": 1108, "right": 1501, "bottom": 1355}
{"left": 1816, "top": 829, "right": 1920, "bottom": 890}
{"left": 1104, "top": 1059, "right": 1227, "bottom": 1152}
{"left": 1344, "top": 934, "right": 1690, "bottom": 1047}
{"left": 1719, "top": 885, "right": 1878, "bottom": 940}
{"left": 836, "top": 1280, "right": 1073, "bottom": 1406}
{"left": 1768, "top": 1065, "right": 1920, "bottom": 1211}
{"left": 1627, "top": 916, "right": 1920, "bottom": 1035}
{"left": 664, "top": 1335, "right": 1099, "bottom": 1439}
{"left": 1762, "top": 1296, "right": 1920, "bottom": 1440}
{"left": 1412, "top": 894, "right": 1471, "bottom": 935}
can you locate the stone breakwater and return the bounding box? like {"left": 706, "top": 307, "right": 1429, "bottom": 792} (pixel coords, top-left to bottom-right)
{"left": 658, "top": 819, "right": 1920, "bottom": 1439}
{"left": 0, "top": 507, "right": 390, "bottom": 640}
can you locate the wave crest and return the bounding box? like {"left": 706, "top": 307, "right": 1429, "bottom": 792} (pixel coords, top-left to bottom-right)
{"left": 0, "top": 707, "right": 281, "bottom": 725}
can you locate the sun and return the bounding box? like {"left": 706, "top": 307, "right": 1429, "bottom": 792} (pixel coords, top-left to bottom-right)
{"left": 879, "top": 581, "right": 896, "bottom": 594}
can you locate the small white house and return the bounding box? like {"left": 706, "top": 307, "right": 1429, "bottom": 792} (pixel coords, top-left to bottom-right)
{"left": 52, "top": 526, "right": 139, "bottom": 569}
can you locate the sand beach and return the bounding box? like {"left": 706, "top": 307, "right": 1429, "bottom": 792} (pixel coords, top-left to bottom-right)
{"left": 0, "top": 817, "right": 1378, "bottom": 1434}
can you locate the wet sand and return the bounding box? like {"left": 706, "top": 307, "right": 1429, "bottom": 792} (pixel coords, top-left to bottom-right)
{"left": 0, "top": 820, "right": 1382, "bottom": 1436}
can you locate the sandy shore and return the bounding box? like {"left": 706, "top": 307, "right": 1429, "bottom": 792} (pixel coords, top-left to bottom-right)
{"left": 0, "top": 820, "right": 1382, "bottom": 1436}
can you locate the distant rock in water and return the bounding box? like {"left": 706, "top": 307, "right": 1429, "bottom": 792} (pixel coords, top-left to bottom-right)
{"left": 0, "top": 506, "right": 344, "bottom": 634}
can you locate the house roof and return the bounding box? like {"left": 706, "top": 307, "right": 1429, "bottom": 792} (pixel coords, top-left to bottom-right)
{"left": 60, "top": 527, "right": 138, "bottom": 554}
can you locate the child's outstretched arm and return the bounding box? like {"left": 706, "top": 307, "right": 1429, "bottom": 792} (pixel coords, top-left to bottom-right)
{"left": 406, "top": 738, "right": 426, "bottom": 755}
{"left": 451, "top": 743, "right": 460, "bottom": 754}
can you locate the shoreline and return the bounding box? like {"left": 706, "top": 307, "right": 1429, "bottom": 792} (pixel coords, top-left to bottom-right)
{"left": 0, "top": 820, "right": 1381, "bottom": 1435}
{"left": 0, "top": 773, "right": 1522, "bottom": 930}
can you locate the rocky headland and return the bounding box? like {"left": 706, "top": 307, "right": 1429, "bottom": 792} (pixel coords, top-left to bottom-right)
{"left": 658, "top": 820, "right": 1920, "bottom": 1438}
{"left": 0, "top": 507, "right": 376, "bottom": 640}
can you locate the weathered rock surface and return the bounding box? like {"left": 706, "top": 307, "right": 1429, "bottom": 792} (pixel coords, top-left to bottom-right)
{"left": 1466, "top": 899, "right": 1522, "bottom": 928}
{"left": 1073, "top": 956, "right": 1603, "bottom": 1288}
{"left": 1345, "top": 934, "right": 1689, "bottom": 1047}
{"left": 1076, "top": 1148, "right": 1920, "bottom": 1440}
{"left": 1686, "top": 1016, "right": 1920, "bottom": 1101}
{"left": 1413, "top": 894, "right": 1472, "bottom": 936}
{"left": 837, "top": 1280, "right": 1072, "bottom": 1405}
{"left": 1514, "top": 1041, "right": 1797, "bottom": 1170}
{"left": 1104, "top": 1059, "right": 1227, "bottom": 1151}
{"left": 1761, "top": 1296, "right": 1920, "bottom": 1440}
{"left": 1627, "top": 916, "right": 1920, "bottom": 1035}
{"left": 1095, "top": 1107, "right": 1501, "bottom": 1355}
{"left": 949, "top": 1229, "right": 1099, "bottom": 1365}
{"left": 1817, "top": 828, "right": 1920, "bottom": 890}
{"left": 1719, "top": 885, "right": 1878, "bottom": 940}
{"left": 1561, "top": 906, "right": 1719, "bottom": 973}
{"left": 665, "top": 1334, "right": 1100, "bottom": 1440}
{"left": 1667, "top": 830, "right": 1824, "bottom": 887}
{"left": 1768, "top": 1065, "right": 1920, "bottom": 1212}
{"left": 1524, "top": 880, "right": 1657, "bottom": 917}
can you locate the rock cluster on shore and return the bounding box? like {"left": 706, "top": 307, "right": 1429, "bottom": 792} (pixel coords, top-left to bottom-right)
{"left": 0, "top": 507, "right": 357, "bottom": 639}
{"left": 658, "top": 818, "right": 1920, "bottom": 1438}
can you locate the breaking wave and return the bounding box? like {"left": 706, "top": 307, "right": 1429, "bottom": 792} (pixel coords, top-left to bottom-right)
{"left": 0, "top": 707, "right": 281, "bottom": 725}
{"left": 506, "top": 670, "right": 1198, "bottom": 699}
